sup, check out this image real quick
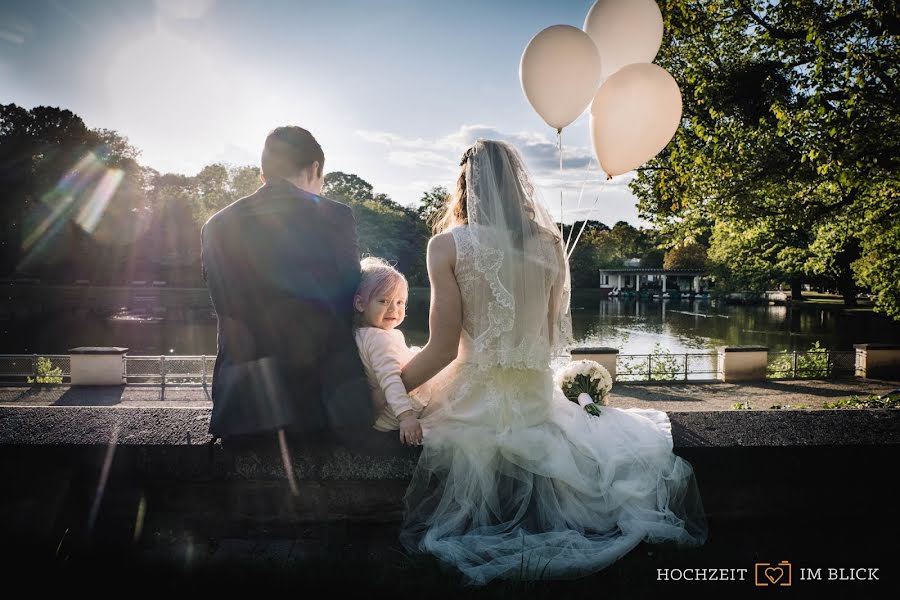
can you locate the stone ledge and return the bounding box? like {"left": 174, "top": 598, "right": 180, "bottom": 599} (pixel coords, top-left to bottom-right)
{"left": 1, "top": 405, "right": 897, "bottom": 548}
{"left": 2, "top": 405, "right": 897, "bottom": 452}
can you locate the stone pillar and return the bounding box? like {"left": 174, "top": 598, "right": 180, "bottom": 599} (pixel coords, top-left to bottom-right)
{"left": 854, "top": 344, "right": 900, "bottom": 379}
{"left": 662, "top": 275, "right": 667, "bottom": 292}
{"left": 694, "top": 276, "right": 700, "bottom": 293}
{"left": 618, "top": 274, "right": 622, "bottom": 289}
{"left": 717, "top": 346, "right": 768, "bottom": 382}
{"left": 69, "top": 347, "right": 128, "bottom": 386}
{"left": 570, "top": 347, "right": 618, "bottom": 382}
{"left": 636, "top": 275, "right": 640, "bottom": 292}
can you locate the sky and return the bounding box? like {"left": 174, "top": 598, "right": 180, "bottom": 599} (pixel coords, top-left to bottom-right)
{"left": 0, "top": 0, "right": 652, "bottom": 226}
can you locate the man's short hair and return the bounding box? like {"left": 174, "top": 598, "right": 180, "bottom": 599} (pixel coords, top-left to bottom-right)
{"left": 261, "top": 126, "right": 324, "bottom": 180}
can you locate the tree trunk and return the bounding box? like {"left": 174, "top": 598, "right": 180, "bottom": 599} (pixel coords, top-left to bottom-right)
{"left": 839, "top": 280, "right": 858, "bottom": 308}
{"left": 790, "top": 277, "right": 804, "bottom": 302}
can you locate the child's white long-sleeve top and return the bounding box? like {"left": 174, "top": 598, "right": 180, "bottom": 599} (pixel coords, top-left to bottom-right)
{"left": 355, "top": 327, "right": 426, "bottom": 432}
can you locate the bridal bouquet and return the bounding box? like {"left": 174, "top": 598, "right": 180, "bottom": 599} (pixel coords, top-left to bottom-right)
{"left": 554, "top": 359, "right": 612, "bottom": 417}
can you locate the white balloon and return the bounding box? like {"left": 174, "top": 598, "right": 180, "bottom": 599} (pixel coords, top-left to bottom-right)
{"left": 519, "top": 24, "right": 602, "bottom": 131}
{"left": 583, "top": 0, "right": 664, "bottom": 80}
{"left": 590, "top": 63, "right": 682, "bottom": 177}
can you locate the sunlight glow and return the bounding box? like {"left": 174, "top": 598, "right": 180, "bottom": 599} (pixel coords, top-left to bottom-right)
{"left": 18, "top": 151, "right": 125, "bottom": 271}
{"left": 155, "top": 0, "right": 215, "bottom": 21}
{"left": 104, "top": 29, "right": 229, "bottom": 168}
{"left": 21, "top": 194, "right": 74, "bottom": 253}
{"left": 77, "top": 169, "right": 125, "bottom": 233}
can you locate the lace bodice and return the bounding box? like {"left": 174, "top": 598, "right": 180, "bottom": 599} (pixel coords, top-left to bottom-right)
{"left": 451, "top": 225, "right": 569, "bottom": 370}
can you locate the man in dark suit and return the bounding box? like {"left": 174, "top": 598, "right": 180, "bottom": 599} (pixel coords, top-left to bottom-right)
{"left": 201, "top": 126, "right": 378, "bottom": 451}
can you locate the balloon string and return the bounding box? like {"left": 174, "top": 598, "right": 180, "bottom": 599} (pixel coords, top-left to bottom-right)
{"left": 557, "top": 128, "right": 563, "bottom": 231}
{"left": 564, "top": 156, "right": 597, "bottom": 257}
{"left": 567, "top": 176, "right": 608, "bottom": 261}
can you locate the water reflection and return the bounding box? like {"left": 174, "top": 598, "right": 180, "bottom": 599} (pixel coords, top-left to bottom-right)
{"left": 2, "top": 289, "right": 899, "bottom": 356}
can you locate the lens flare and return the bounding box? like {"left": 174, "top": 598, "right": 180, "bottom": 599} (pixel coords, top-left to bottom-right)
{"left": 76, "top": 169, "right": 125, "bottom": 233}
{"left": 17, "top": 150, "right": 125, "bottom": 271}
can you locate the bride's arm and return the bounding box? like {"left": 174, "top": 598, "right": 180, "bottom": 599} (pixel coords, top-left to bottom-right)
{"left": 401, "top": 233, "right": 461, "bottom": 392}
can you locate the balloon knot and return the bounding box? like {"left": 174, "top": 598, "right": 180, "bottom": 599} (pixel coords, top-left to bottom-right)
{"left": 606, "top": 175, "right": 613, "bottom": 181}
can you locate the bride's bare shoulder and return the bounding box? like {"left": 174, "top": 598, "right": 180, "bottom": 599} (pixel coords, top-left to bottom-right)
{"left": 427, "top": 231, "right": 457, "bottom": 269}
{"left": 428, "top": 231, "right": 455, "bottom": 255}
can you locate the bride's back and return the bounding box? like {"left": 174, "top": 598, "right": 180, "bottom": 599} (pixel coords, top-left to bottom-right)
{"left": 434, "top": 140, "right": 572, "bottom": 371}
{"left": 450, "top": 217, "right": 566, "bottom": 371}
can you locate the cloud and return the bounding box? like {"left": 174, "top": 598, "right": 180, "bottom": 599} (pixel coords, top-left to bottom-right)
{"left": 155, "top": 0, "right": 216, "bottom": 20}
{"left": 387, "top": 150, "right": 451, "bottom": 169}
{"left": 213, "top": 143, "right": 258, "bottom": 168}
{"left": 356, "top": 123, "right": 595, "bottom": 174}
{"left": 355, "top": 124, "right": 644, "bottom": 225}
{"left": 0, "top": 30, "right": 25, "bottom": 45}
{"left": 0, "top": 14, "right": 33, "bottom": 46}
{"left": 357, "top": 130, "right": 430, "bottom": 148}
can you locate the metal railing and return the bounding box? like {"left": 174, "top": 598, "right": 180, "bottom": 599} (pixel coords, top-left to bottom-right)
{"left": 766, "top": 351, "right": 856, "bottom": 379}
{"left": 124, "top": 355, "right": 215, "bottom": 385}
{"left": 0, "top": 349, "right": 861, "bottom": 385}
{"left": 0, "top": 354, "right": 70, "bottom": 383}
{"left": 616, "top": 353, "right": 720, "bottom": 382}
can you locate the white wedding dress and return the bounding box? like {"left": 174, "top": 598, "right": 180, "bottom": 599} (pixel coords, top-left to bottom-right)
{"left": 400, "top": 219, "right": 708, "bottom": 584}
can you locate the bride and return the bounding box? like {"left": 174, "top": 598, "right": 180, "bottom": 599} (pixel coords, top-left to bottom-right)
{"left": 399, "top": 140, "right": 707, "bottom": 585}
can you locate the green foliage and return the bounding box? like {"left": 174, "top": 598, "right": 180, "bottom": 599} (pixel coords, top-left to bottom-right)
{"left": 182, "top": 163, "right": 261, "bottom": 226}
{"left": 824, "top": 392, "right": 900, "bottom": 409}
{"left": 2, "top": 103, "right": 680, "bottom": 289}
{"left": 415, "top": 186, "right": 450, "bottom": 232}
{"left": 632, "top": 0, "right": 900, "bottom": 318}
{"left": 732, "top": 401, "right": 753, "bottom": 410}
{"left": 324, "top": 171, "right": 430, "bottom": 285}
{"left": 565, "top": 221, "right": 665, "bottom": 286}
{"left": 664, "top": 242, "right": 708, "bottom": 270}
{"left": 27, "top": 356, "right": 63, "bottom": 384}
{"left": 767, "top": 340, "right": 831, "bottom": 378}
{"left": 648, "top": 343, "right": 680, "bottom": 380}
{"left": 618, "top": 343, "right": 682, "bottom": 381}
{"left": 0, "top": 104, "right": 144, "bottom": 276}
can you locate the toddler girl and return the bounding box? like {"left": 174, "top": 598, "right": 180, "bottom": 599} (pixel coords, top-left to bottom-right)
{"left": 354, "top": 257, "right": 426, "bottom": 446}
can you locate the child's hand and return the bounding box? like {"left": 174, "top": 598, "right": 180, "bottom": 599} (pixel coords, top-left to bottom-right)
{"left": 398, "top": 411, "right": 423, "bottom": 446}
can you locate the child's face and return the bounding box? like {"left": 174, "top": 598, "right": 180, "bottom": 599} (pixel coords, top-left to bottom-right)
{"left": 355, "top": 283, "right": 407, "bottom": 331}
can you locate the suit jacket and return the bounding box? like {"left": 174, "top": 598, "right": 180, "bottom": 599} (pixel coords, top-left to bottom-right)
{"left": 201, "top": 178, "right": 373, "bottom": 440}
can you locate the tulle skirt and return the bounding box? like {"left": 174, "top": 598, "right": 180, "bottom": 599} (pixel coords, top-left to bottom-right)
{"left": 400, "top": 364, "right": 708, "bottom": 585}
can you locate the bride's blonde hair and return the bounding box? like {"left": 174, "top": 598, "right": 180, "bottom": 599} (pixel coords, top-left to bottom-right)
{"left": 432, "top": 148, "right": 473, "bottom": 234}
{"left": 434, "top": 142, "right": 557, "bottom": 246}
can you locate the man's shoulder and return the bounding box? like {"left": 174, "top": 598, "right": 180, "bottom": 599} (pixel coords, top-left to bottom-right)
{"left": 202, "top": 188, "right": 263, "bottom": 232}
{"left": 316, "top": 193, "right": 353, "bottom": 218}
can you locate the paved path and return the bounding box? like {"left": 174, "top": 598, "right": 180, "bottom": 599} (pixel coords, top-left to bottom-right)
{"left": 2, "top": 378, "right": 897, "bottom": 411}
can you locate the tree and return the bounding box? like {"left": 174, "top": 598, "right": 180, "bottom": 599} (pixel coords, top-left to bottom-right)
{"left": 0, "top": 104, "right": 146, "bottom": 279}
{"left": 631, "top": 0, "right": 900, "bottom": 316}
{"left": 416, "top": 186, "right": 450, "bottom": 231}
{"left": 322, "top": 171, "right": 375, "bottom": 204}
{"left": 0, "top": 104, "right": 94, "bottom": 274}
{"left": 664, "top": 242, "right": 709, "bottom": 270}
{"left": 323, "top": 171, "right": 429, "bottom": 284}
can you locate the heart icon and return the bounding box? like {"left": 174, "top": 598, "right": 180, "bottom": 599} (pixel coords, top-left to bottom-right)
{"left": 765, "top": 567, "right": 783, "bottom": 584}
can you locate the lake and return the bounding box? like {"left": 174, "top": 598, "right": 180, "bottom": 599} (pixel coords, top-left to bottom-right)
{"left": 2, "top": 287, "right": 899, "bottom": 357}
